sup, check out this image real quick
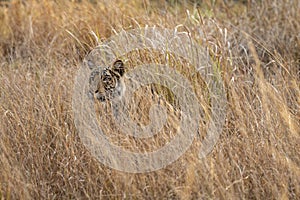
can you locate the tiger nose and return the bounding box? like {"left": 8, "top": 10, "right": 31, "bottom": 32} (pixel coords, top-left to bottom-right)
{"left": 97, "top": 95, "right": 106, "bottom": 102}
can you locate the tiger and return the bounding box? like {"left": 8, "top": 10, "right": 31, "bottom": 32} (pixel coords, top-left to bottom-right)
{"left": 86, "top": 53, "right": 205, "bottom": 154}
{"left": 88, "top": 60, "right": 125, "bottom": 102}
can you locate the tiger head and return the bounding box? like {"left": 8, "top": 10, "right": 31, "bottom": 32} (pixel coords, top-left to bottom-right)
{"left": 89, "top": 60, "right": 125, "bottom": 102}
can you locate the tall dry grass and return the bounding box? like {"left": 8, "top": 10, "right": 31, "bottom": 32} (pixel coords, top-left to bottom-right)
{"left": 0, "top": 0, "right": 299, "bottom": 199}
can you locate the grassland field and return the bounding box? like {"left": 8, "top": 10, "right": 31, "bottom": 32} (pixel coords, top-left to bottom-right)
{"left": 0, "top": 0, "right": 299, "bottom": 199}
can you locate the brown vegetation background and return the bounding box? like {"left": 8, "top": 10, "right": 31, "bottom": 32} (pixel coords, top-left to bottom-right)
{"left": 0, "top": 0, "right": 299, "bottom": 199}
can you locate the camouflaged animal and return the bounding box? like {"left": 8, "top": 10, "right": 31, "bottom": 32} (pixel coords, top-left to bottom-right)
{"left": 89, "top": 60, "right": 125, "bottom": 102}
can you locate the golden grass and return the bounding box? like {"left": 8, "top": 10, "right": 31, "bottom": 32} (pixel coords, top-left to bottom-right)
{"left": 0, "top": 0, "right": 299, "bottom": 199}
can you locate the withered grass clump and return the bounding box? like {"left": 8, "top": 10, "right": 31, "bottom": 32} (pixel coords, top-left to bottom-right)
{"left": 0, "top": 0, "right": 299, "bottom": 199}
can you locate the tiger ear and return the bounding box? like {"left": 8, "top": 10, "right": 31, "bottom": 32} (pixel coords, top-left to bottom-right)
{"left": 112, "top": 60, "right": 125, "bottom": 76}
